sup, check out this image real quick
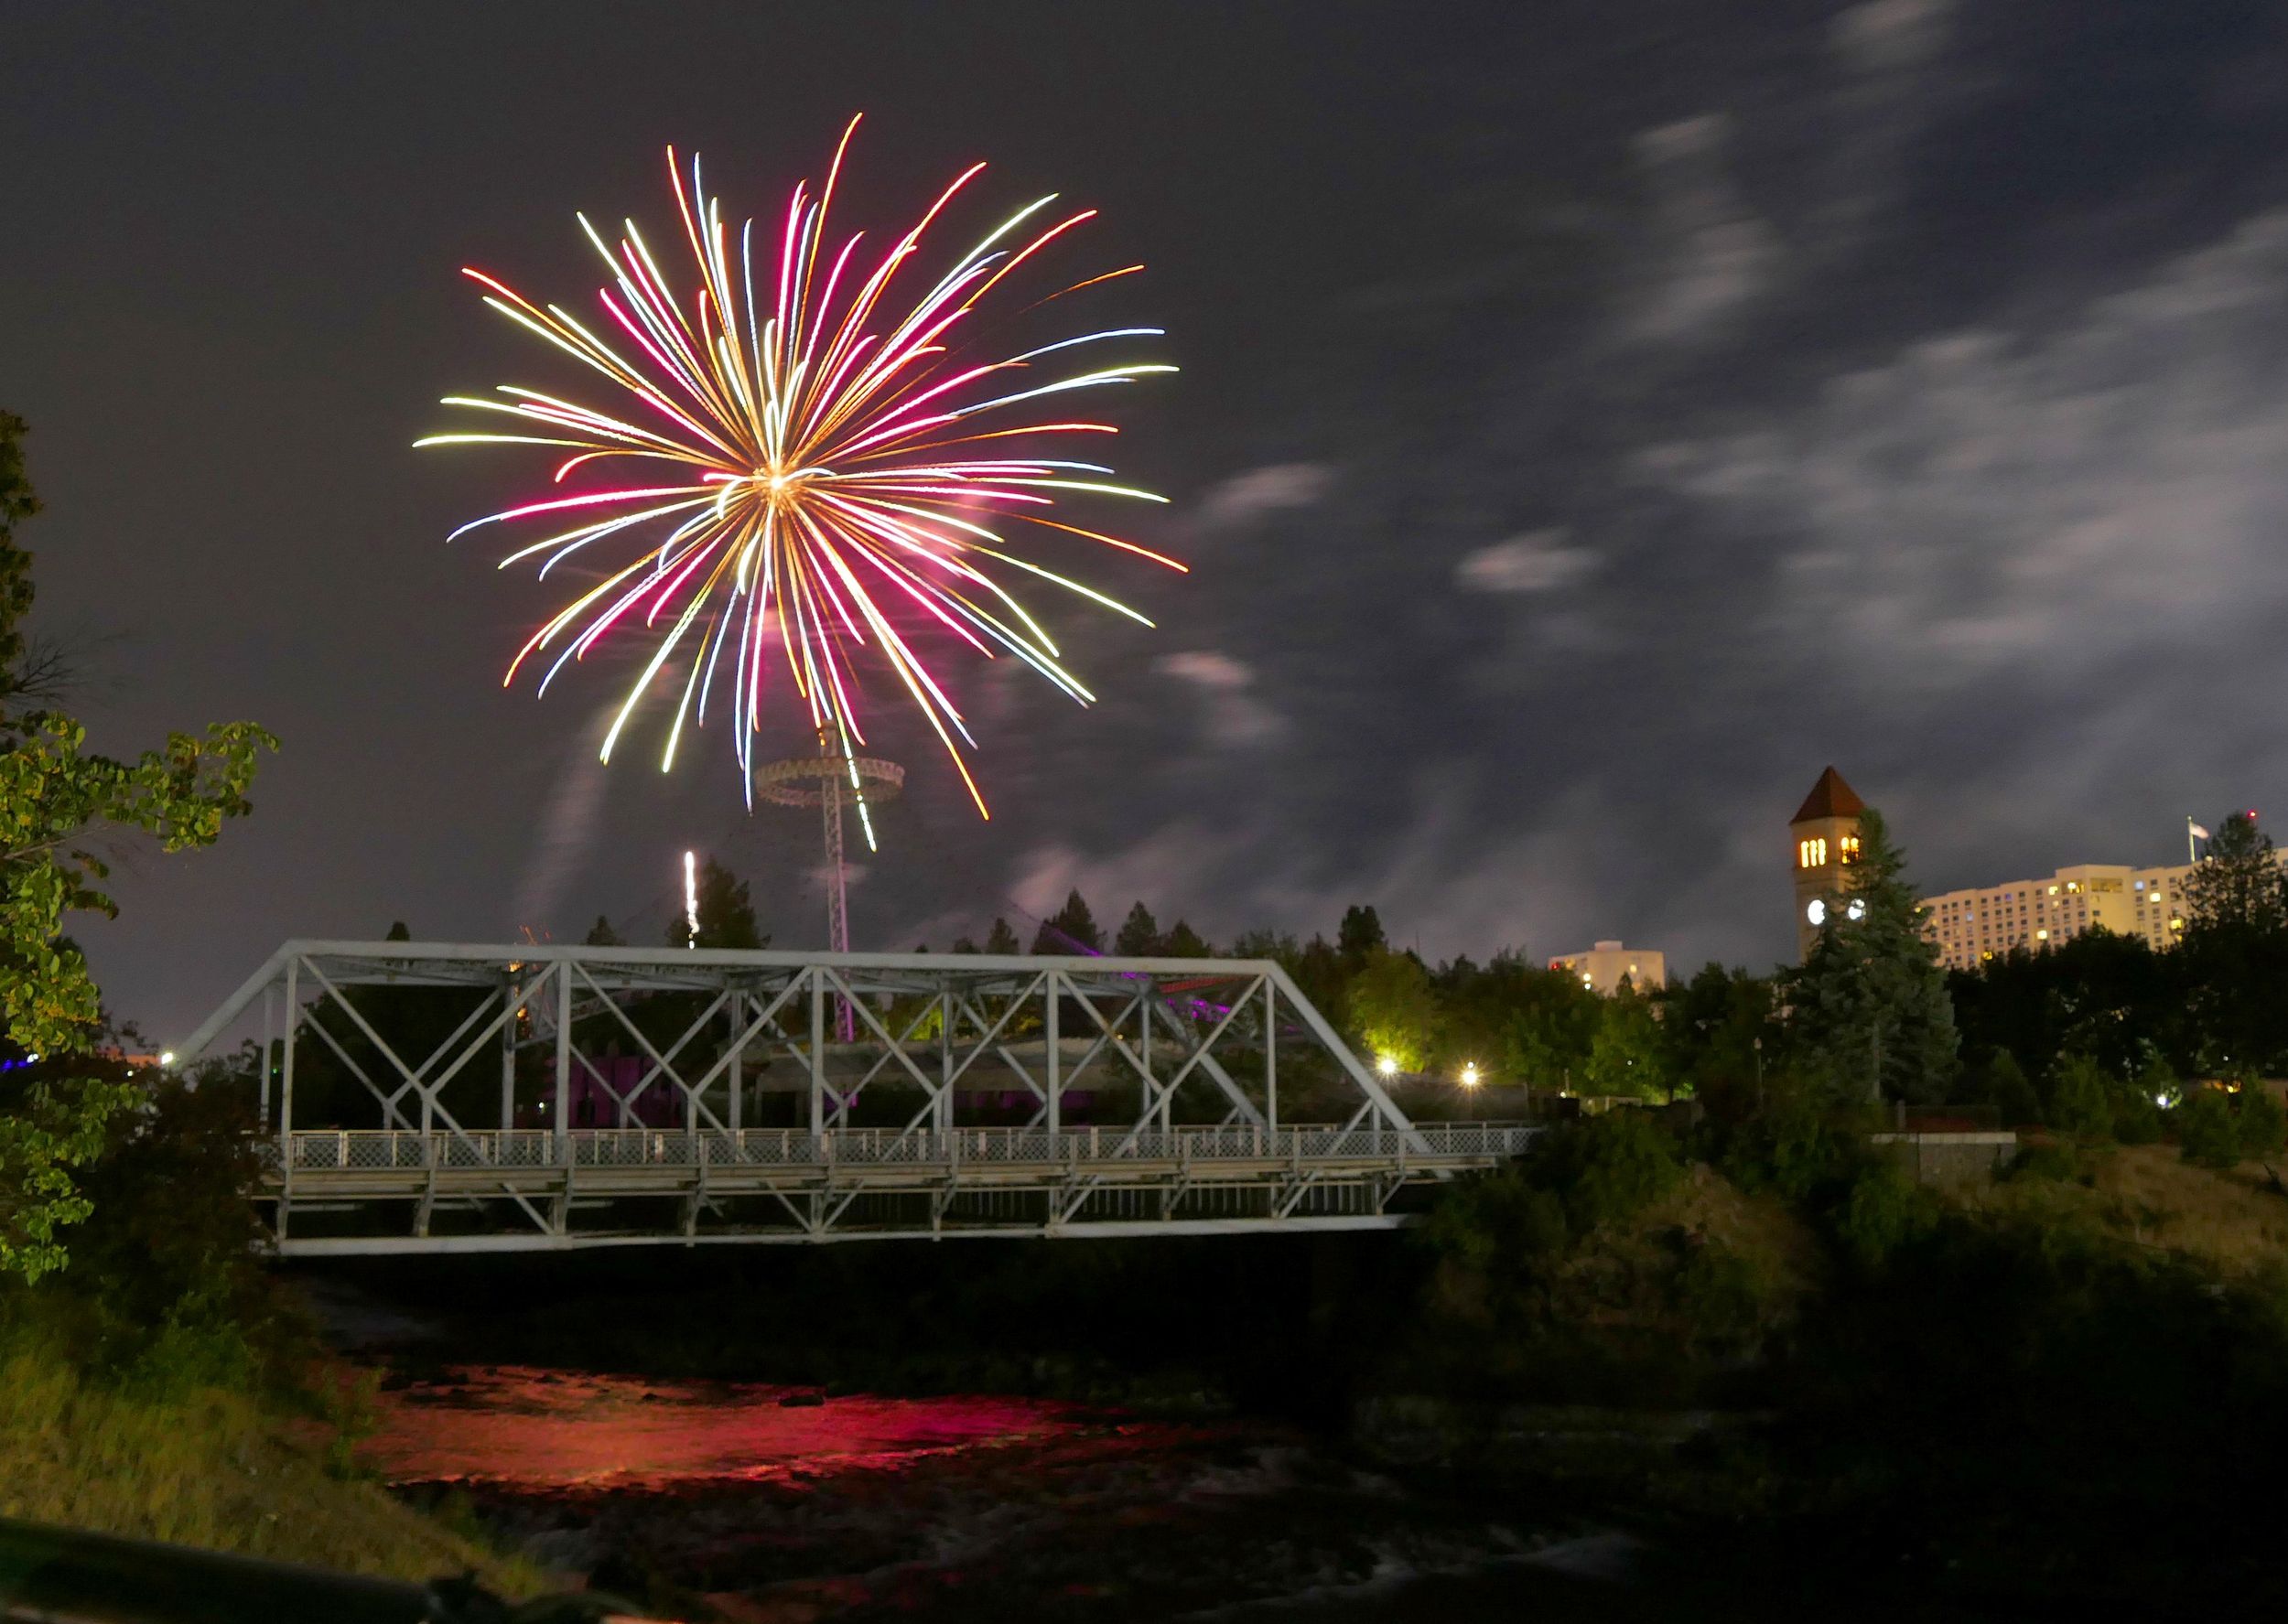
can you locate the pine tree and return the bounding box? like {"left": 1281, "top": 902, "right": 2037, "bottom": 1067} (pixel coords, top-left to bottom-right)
{"left": 667, "top": 858, "right": 766, "bottom": 950}
{"left": 1031, "top": 889, "right": 1103, "bottom": 954}
{"left": 384, "top": 920, "right": 411, "bottom": 941}
{"left": 2183, "top": 810, "right": 2288, "bottom": 937}
{"left": 1160, "top": 919, "right": 1210, "bottom": 958}
{"left": 1337, "top": 904, "right": 1387, "bottom": 967}
{"left": 982, "top": 916, "right": 1020, "bottom": 956}
{"left": 1114, "top": 900, "right": 1160, "bottom": 956}
{"left": 584, "top": 914, "right": 624, "bottom": 947}
{"left": 1784, "top": 807, "right": 1959, "bottom": 1105}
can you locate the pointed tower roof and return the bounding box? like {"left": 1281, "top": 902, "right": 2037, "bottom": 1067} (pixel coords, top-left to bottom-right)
{"left": 1791, "top": 766, "right": 1865, "bottom": 824}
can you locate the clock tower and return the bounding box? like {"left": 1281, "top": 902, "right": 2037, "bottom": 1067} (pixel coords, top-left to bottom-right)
{"left": 1790, "top": 766, "right": 1866, "bottom": 960}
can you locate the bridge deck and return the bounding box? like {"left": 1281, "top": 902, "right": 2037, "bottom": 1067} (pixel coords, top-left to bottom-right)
{"left": 262, "top": 1124, "right": 1535, "bottom": 1253}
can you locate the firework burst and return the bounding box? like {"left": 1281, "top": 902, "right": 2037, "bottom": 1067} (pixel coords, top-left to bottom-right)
{"left": 418, "top": 117, "right": 1179, "bottom": 828}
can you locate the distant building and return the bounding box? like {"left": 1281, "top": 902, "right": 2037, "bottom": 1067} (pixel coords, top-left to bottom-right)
{"left": 1549, "top": 941, "right": 1667, "bottom": 995}
{"left": 1919, "top": 861, "right": 2193, "bottom": 972}
{"left": 1789, "top": 765, "right": 1867, "bottom": 961}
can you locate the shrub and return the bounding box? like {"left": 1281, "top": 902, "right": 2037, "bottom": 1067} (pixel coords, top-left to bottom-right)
{"left": 2240, "top": 1087, "right": 2287, "bottom": 1163}
{"left": 2110, "top": 1087, "right": 2164, "bottom": 1146}
{"left": 1988, "top": 1049, "right": 2042, "bottom": 1128}
{"left": 1832, "top": 1160, "right": 1939, "bottom": 1267}
{"left": 2176, "top": 1088, "right": 2242, "bottom": 1170}
{"left": 1719, "top": 1086, "right": 1857, "bottom": 1204}
{"left": 2006, "top": 1141, "right": 2080, "bottom": 1183}
{"left": 1530, "top": 1108, "right": 1683, "bottom": 1234}
{"left": 2046, "top": 1055, "right": 2115, "bottom": 1140}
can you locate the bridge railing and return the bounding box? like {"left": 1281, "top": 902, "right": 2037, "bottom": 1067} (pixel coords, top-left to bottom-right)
{"left": 258, "top": 1123, "right": 1537, "bottom": 1174}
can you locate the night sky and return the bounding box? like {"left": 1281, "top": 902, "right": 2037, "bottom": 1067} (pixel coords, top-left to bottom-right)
{"left": 10, "top": 2, "right": 2288, "bottom": 1044}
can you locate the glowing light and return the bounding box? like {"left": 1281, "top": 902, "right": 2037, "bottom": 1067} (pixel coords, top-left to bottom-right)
{"left": 684, "top": 849, "right": 699, "bottom": 943}
{"left": 422, "top": 123, "right": 1180, "bottom": 819}
{"left": 159, "top": 1051, "right": 177, "bottom": 1067}
{"left": 1460, "top": 1063, "right": 1480, "bottom": 1088}
{"left": 1845, "top": 898, "right": 1866, "bottom": 921}
{"left": 1376, "top": 1053, "right": 1398, "bottom": 1078}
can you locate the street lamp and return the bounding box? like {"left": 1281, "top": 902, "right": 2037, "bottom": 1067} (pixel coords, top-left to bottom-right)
{"left": 1376, "top": 1053, "right": 1399, "bottom": 1079}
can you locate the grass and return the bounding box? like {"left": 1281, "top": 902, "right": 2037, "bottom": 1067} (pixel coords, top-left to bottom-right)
{"left": 1958, "top": 1141, "right": 2288, "bottom": 1275}
{"left": 0, "top": 1341, "right": 542, "bottom": 1595}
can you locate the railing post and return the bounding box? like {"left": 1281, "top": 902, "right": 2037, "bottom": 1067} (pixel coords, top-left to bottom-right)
{"left": 258, "top": 983, "right": 274, "bottom": 1131}
{"left": 500, "top": 974, "right": 517, "bottom": 1131}
{"left": 553, "top": 961, "right": 571, "bottom": 1158}
{"left": 809, "top": 968, "right": 826, "bottom": 1137}
{"left": 279, "top": 956, "right": 298, "bottom": 1156}
{"left": 1263, "top": 978, "right": 1278, "bottom": 1134}
{"left": 727, "top": 989, "right": 743, "bottom": 1134}
{"left": 1045, "top": 970, "right": 1060, "bottom": 1135}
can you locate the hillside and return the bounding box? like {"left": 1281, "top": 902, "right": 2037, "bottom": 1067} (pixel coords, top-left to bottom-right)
{"left": 0, "top": 1343, "right": 537, "bottom": 1594}
{"left": 1959, "top": 1141, "right": 2288, "bottom": 1275}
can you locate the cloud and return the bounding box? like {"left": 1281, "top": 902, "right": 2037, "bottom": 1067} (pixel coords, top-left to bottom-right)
{"left": 1193, "top": 462, "right": 1333, "bottom": 529}
{"left": 1455, "top": 528, "right": 1596, "bottom": 594}
{"left": 1632, "top": 114, "right": 1784, "bottom": 339}
{"left": 1155, "top": 650, "right": 1286, "bottom": 747}
{"left": 1830, "top": 0, "right": 1955, "bottom": 74}
{"left": 1635, "top": 207, "right": 2288, "bottom": 690}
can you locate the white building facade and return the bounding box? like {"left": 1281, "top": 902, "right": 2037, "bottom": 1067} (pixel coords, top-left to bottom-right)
{"left": 1549, "top": 940, "right": 1667, "bottom": 995}
{"left": 1919, "top": 861, "right": 2192, "bottom": 972}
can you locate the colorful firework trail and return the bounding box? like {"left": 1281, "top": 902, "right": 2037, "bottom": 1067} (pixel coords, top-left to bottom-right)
{"left": 419, "top": 118, "right": 1179, "bottom": 828}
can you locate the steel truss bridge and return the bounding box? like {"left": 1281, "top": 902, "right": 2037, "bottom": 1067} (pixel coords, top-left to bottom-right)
{"left": 177, "top": 942, "right": 1532, "bottom": 1256}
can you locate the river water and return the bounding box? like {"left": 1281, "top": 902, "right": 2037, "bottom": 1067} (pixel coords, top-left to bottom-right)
{"left": 360, "top": 1365, "right": 1646, "bottom": 1622}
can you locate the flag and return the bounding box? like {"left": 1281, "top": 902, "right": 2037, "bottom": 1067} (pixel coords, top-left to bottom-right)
{"left": 2188, "top": 821, "right": 2211, "bottom": 841}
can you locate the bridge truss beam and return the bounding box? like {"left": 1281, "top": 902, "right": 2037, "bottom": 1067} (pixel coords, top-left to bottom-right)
{"left": 176, "top": 942, "right": 1531, "bottom": 1255}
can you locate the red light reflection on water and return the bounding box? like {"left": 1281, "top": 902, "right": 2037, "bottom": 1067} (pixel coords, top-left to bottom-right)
{"left": 360, "top": 1366, "right": 1093, "bottom": 1491}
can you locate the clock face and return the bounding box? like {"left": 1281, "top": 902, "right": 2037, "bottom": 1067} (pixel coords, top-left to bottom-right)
{"left": 1806, "top": 898, "right": 1827, "bottom": 926}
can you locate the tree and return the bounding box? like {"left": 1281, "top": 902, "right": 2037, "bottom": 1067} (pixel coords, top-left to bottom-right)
{"left": 2182, "top": 811, "right": 2287, "bottom": 937}
{"left": 982, "top": 916, "right": 1020, "bottom": 956}
{"left": 1346, "top": 949, "right": 1440, "bottom": 1072}
{"left": 1337, "top": 904, "right": 1387, "bottom": 965}
{"left": 2176, "top": 811, "right": 2288, "bottom": 1077}
{"left": 1113, "top": 900, "right": 1160, "bottom": 957}
{"left": 667, "top": 857, "right": 765, "bottom": 950}
{"left": 1160, "top": 918, "right": 1210, "bottom": 958}
{"left": 1031, "top": 889, "right": 1103, "bottom": 955}
{"left": 1660, "top": 963, "right": 1779, "bottom": 1120}
{"left": 0, "top": 411, "right": 275, "bottom": 1282}
{"left": 584, "top": 914, "right": 624, "bottom": 947}
{"left": 1784, "top": 808, "right": 1959, "bottom": 1105}
{"left": 1505, "top": 967, "right": 1603, "bottom": 1094}
{"left": 2045, "top": 1054, "right": 2114, "bottom": 1140}
{"left": 1582, "top": 986, "right": 1669, "bottom": 1102}
{"left": 1984, "top": 1049, "right": 2041, "bottom": 1127}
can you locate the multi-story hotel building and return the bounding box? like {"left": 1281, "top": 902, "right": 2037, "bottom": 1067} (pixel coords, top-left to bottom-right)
{"left": 1919, "top": 862, "right": 2192, "bottom": 972}
{"left": 1549, "top": 941, "right": 1667, "bottom": 995}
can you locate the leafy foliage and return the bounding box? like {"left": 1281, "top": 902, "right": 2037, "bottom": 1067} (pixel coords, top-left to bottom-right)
{"left": 2045, "top": 1053, "right": 2115, "bottom": 1139}
{"left": 0, "top": 413, "right": 274, "bottom": 1281}
{"left": 1344, "top": 949, "right": 1439, "bottom": 1072}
